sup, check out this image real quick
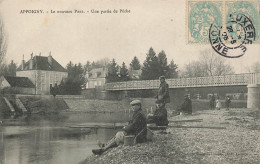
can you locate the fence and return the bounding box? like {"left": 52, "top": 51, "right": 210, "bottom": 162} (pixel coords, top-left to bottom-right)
{"left": 106, "top": 73, "right": 260, "bottom": 90}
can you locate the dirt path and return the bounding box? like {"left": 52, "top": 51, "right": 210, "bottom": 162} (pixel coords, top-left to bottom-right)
{"left": 79, "top": 108, "right": 260, "bottom": 164}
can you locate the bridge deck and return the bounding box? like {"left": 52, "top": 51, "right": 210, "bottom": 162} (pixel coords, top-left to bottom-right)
{"left": 105, "top": 73, "right": 260, "bottom": 91}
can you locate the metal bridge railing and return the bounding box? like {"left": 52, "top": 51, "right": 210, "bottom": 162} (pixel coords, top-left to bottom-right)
{"left": 105, "top": 73, "right": 260, "bottom": 91}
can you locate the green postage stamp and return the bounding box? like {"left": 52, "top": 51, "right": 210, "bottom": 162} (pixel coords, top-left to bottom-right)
{"left": 187, "top": 0, "right": 260, "bottom": 44}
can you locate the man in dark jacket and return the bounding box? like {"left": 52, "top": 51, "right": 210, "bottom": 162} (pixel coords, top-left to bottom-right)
{"left": 178, "top": 95, "right": 192, "bottom": 114}
{"left": 147, "top": 99, "right": 169, "bottom": 126}
{"left": 157, "top": 76, "right": 170, "bottom": 105}
{"left": 92, "top": 100, "right": 147, "bottom": 155}
{"left": 124, "top": 100, "right": 147, "bottom": 143}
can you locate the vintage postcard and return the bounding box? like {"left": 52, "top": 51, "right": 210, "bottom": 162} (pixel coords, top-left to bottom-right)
{"left": 0, "top": 0, "right": 260, "bottom": 164}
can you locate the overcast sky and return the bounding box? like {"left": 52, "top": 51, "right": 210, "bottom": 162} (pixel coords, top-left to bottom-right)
{"left": 0, "top": 0, "right": 259, "bottom": 73}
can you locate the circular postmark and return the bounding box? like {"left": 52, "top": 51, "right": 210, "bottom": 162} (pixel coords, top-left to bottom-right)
{"left": 209, "top": 13, "right": 255, "bottom": 58}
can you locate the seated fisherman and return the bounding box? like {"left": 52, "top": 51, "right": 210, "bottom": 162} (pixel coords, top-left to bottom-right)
{"left": 147, "top": 99, "right": 169, "bottom": 126}
{"left": 178, "top": 95, "right": 192, "bottom": 115}
{"left": 92, "top": 100, "right": 147, "bottom": 155}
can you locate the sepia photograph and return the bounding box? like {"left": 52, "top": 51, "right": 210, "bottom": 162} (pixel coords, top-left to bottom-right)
{"left": 0, "top": 0, "right": 260, "bottom": 163}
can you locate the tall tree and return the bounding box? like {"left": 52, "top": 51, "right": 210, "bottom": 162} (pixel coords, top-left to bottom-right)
{"left": 59, "top": 61, "right": 85, "bottom": 94}
{"left": 107, "top": 59, "right": 120, "bottom": 82}
{"left": 141, "top": 47, "right": 160, "bottom": 80}
{"left": 181, "top": 49, "right": 234, "bottom": 77}
{"left": 0, "top": 60, "right": 17, "bottom": 76}
{"left": 130, "top": 56, "right": 141, "bottom": 70}
{"left": 157, "top": 50, "right": 169, "bottom": 77}
{"left": 0, "top": 17, "right": 7, "bottom": 74}
{"left": 246, "top": 61, "right": 260, "bottom": 73}
{"left": 119, "top": 62, "right": 130, "bottom": 81}
{"left": 168, "top": 59, "right": 178, "bottom": 78}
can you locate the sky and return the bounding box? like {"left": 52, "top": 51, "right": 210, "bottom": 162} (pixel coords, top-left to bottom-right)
{"left": 0, "top": 0, "right": 259, "bottom": 73}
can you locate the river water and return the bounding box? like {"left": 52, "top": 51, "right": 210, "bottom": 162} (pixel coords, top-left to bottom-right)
{"left": 0, "top": 112, "right": 132, "bottom": 164}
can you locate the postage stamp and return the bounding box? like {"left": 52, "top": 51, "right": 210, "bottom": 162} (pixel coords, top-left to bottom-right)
{"left": 187, "top": 1, "right": 223, "bottom": 44}
{"left": 209, "top": 13, "right": 256, "bottom": 58}
{"left": 225, "top": 1, "right": 259, "bottom": 42}
{"left": 187, "top": 0, "right": 260, "bottom": 44}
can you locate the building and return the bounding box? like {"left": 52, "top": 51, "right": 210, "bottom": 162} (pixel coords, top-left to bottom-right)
{"left": 128, "top": 69, "right": 142, "bottom": 80}
{"left": 0, "top": 76, "right": 35, "bottom": 94}
{"left": 86, "top": 67, "right": 107, "bottom": 88}
{"left": 16, "top": 53, "right": 68, "bottom": 94}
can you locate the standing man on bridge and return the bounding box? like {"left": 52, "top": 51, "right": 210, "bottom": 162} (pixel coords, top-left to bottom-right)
{"left": 156, "top": 76, "right": 170, "bottom": 105}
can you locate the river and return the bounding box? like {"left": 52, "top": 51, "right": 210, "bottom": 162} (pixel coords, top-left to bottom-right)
{"left": 0, "top": 112, "right": 132, "bottom": 164}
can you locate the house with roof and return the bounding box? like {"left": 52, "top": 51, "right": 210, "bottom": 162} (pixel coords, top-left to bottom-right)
{"left": 0, "top": 76, "right": 35, "bottom": 94}
{"left": 16, "top": 53, "right": 68, "bottom": 94}
{"left": 128, "top": 69, "right": 142, "bottom": 80}
{"left": 86, "top": 67, "right": 107, "bottom": 88}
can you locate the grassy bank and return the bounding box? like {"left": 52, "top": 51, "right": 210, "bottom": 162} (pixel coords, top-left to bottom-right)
{"left": 64, "top": 98, "right": 246, "bottom": 113}
{"left": 19, "top": 96, "right": 69, "bottom": 114}
{"left": 80, "top": 108, "right": 260, "bottom": 164}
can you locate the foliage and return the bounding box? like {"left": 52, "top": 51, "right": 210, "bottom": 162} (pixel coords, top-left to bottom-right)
{"left": 168, "top": 60, "right": 178, "bottom": 78}
{"left": 58, "top": 61, "right": 85, "bottom": 95}
{"left": 119, "top": 62, "right": 130, "bottom": 81}
{"left": 0, "top": 60, "right": 17, "bottom": 76}
{"left": 141, "top": 47, "right": 160, "bottom": 80}
{"left": 130, "top": 56, "right": 141, "bottom": 70}
{"left": 141, "top": 47, "right": 178, "bottom": 80}
{"left": 106, "top": 59, "right": 120, "bottom": 82}
{"left": 0, "top": 17, "right": 7, "bottom": 75}
{"left": 84, "top": 58, "right": 110, "bottom": 73}
{"left": 181, "top": 49, "right": 234, "bottom": 77}
{"left": 246, "top": 61, "right": 260, "bottom": 73}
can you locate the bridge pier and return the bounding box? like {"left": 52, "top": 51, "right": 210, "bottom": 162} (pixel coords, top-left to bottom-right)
{"left": 247, "top": 84, "right": 260, "bottom": 109}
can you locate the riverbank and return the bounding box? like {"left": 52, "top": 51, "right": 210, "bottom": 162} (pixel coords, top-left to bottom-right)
{"left": 79, "top": 108, "right": 260, "bottom": 164}
{"left": 64, "top": 98, "right": 246, "bottom": 113}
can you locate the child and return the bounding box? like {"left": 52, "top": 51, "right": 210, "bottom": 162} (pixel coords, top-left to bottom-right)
{"left": 216, "top": 97, "right": 221, "bottom": 110}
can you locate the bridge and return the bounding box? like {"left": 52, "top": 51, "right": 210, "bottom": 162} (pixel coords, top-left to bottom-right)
{"left": 104, "top": 73, "right": 260, "bottom": 109}
{"left": 106, "top": 73, "right": 260, "bottom": 90}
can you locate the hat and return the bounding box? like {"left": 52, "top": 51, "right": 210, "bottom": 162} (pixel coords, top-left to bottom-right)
{"left": 130, "top": 100, "right": 141, "bottom": 105}
{"left": 159, "top": 76, "right": 165, "bottom": 79}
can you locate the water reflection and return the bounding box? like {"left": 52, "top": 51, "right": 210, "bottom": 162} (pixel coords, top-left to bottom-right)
{"left": 0, "top": 112, "right": 131, "bottom": 164}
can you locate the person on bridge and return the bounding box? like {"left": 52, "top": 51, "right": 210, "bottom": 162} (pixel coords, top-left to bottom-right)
{"left": 92, "top": 100, "right": 147, "bottom": 155}
{"left": 147, "top": 99, "right": 169, "bottom": 126}
{"left": 156, "top": 76, "right": 170, "bottom": 105}
{"left": 178, "top": 95, "right": 192, "bottom": 115}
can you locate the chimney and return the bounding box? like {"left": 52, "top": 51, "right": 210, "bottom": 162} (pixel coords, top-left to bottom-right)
{"left": 48, "top": 52, "right": 52, "bottom": 66}
{"left": 21, "top": 54, "right": 25, "bottom": 70}
{"left": 29, "top": 53, "right": 33, "bottom": 69}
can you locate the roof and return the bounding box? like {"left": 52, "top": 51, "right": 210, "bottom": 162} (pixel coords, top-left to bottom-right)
{"left": 128, "top": 69, "right": 142, "bottom": 79}
{"left": 17, "top": 55, "right": 67, "bottom": 72}
{"left": 4, "top": 76, "right": 35, "bottom": 88}
{"left": 88, "top": 67, "right": 107, "bottom": 79}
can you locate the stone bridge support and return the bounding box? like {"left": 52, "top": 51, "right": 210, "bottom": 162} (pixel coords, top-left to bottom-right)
{"left": 247, "top": 84, "right": 260, "bottom": 109}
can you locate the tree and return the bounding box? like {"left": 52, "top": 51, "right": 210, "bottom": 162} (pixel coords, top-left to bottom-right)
{"left": 141, "top": 47, "right": 160, "bottom": 80}
{"left": 0, "top": 17, "right": 7, "bottom": 74}
{"left": 130, "top": 56, "right": 141, "bottom": 70}
{"left": 168, "top": 60, "right": 178, "bottom": 78}
{"left": 59, "top": 61, "right": 85, "bottom": 94}
{"left": 246, "top": 61, "right": 260, "bottom": 73}
{"left": 181, "top": 61, "right": 207, "bottom": 77}
{"left": 157, "top": 50, "right": 170, "bottom": 77}
{"left": 0, "top": 60, "right": 17, "bottom": 76}
{"left": 107, "top": 59, "right": 120, "bottom": 82}
{"left": 119, "top": 62, "right": 130, "bottom": 81}
{"left": 182, "top": 49, "right": 234, "bottom": 77}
